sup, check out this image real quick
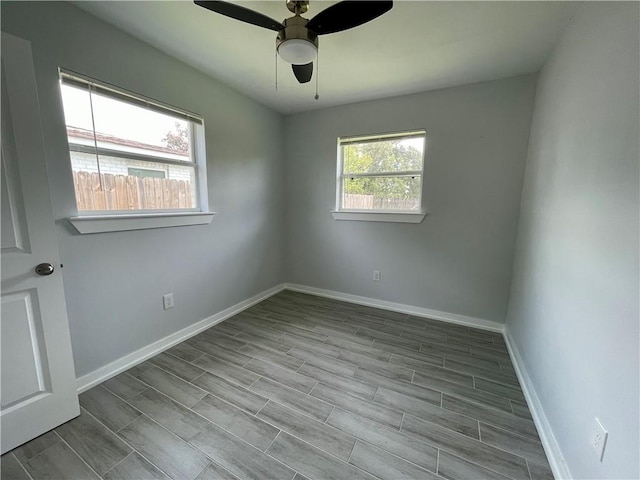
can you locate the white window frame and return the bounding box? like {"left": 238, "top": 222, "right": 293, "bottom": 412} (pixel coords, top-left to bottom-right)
{"left": 59, "top": 69, "right": 214, "bottom": 233}
{"left": 331, "top": 130, "right": 427, "bottom": 223}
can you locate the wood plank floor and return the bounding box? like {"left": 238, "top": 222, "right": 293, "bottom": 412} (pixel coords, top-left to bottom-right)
{"left": 2, "top": 291, "right": 554, "bottom": 480}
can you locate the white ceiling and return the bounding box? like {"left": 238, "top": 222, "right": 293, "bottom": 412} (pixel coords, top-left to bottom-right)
{"left": 74, "top": 1, "right": 580, "bottom": 114}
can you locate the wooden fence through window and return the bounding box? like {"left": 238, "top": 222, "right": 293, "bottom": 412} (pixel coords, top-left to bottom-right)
{"left": 73, "top": 171, "right": 193, "bottom": 211}
{"left": 343, "top": 193, "right": 418, "bottom": 211}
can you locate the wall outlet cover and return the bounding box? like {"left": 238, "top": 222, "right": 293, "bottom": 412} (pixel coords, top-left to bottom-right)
{"left": 163, "top": 293, "right": 174, "bottom": 310}
{"left": 593, "top": 417, "right": 608, "bottom": 462}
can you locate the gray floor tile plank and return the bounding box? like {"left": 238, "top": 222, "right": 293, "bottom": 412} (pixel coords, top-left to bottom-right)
{"left": 165, "top": 342, "right": 205, "bottom": 363}
{"left": 189, "top": 423, "right": 295, "bottom": 480}
{"left": 208, "top": 322, "right": 244, "bottom": 337}
{"left": 469, "top": 347, "right": 512, "bottom": 364}
{"left": 192, "top": 354, "right": 259, "bottom": 388}
{"left": 190, "top": 340, "right": 253, "bottom": 367}
{"left": 289, "top": 347, "right": 358, "bottom": 376}
{"left": 192, "top": 372, "right": 268, "bottom": 414}
{"left": 475, "top": 378, "right": 526, "bottom": 403}
{"left": 314, "top": 326, "right": 374, "bottom": 345}
{"left": 311, "top": 383, "right": 403, "bottom": 429}
{"left": 192, "top": 395, "right": 279, "bottom": 450}
{"left": 402, "top": 414, "right": 530, "bottom": 479}
{"left": 511, "top": 401, "right": 535, "bottom": 421}
{"left": 103, "top": 372, "right": 149, "bottom": 400}
{"left": 133, "top": 365, "right": 208, "bottom": 408}
{"left": 129, "top": 388, "right": 206, "bottom": 441}
{"left": 339, "top": 350, "right": 413, "bottom": 381}
{"left": 244, "top": 358, "right": 316, "bottom": 393}
{"left": 355, "top": 368, "right": 442, "bottom": 404}
{"left": 327, "top": 408, "right": 438, "bottom": 472}
{"left": 437, "top": 450, "right": 512, "bottom": 480}
{"left": 397, "top": 322, "right": 448, "bottom": 340}
{"left": 250, "top": 377, "right": 334, "bottom": 422}
{"left": 293, "top": 473, "right": 311, "bottom": 480}
{"left": 22, "top": 441, "right": 100, "bottom": 480}
{"left": 442, "top": 352, "right": 502, "bottom": 372}
{"left": 389, "top": 315, "right": 428, "bottom": 329}
{"left": 79, "top": 385, "right": 142, "bottom": 432}
{"left": 234, "top": 323, "right": 286, "bottom": 342}
{"left": 298, "top": 363, "right": 377, "bottom": 400}
{"left": 238, "top": 343, "right": 303, "bottom": 370}
{"left": 388, "top": 351, "right": 443, "bottom": 368}
{"left": 149, "top": 352, "right": 205, "bottom": 382}
{"left": 258, "top": 401, "right": 356, "bottom": 461}
{"left": 235, "top": 331, "right": 293, "bottom": 352}
{"left": 391, "top": 355, "right": 473, "bottom": 386}
{"left": 413, "top": 372, "right": 512, "bottom": 412}
{"left": 199, "top": 331, "right": 248, "bottom": 351}
{"left": 118, "top": 415, "right": 208, "bottom": 480}
{"left": 375, "top": 388, "right": 479, "bottom": 439}
{"left": 280, "top": 332, "right": 343, "bottom": 358}
{"left": 371, "top": 340, "right": 444, "bottom": 364}
{"left": 308, "top": 316, "right": 360, "bottom": 334}
{"left": 442, "top": 395, "right": 539, "bottom": 440}
{"left": 56, "top": 409, "right": 131, "bottom": 475}
{"left": 324, "top": 336, "right": 393, "bottom": 362}
{"left": 349, "top": 440, "right": 440, "bottom": 480}
{"left": 444, "top": 358, "right": 520, "bottom": 386}
{"left": 419, "top": 338, "right": 471, "bottom": 355}
{"left": 195, "top": 462, "right": 241, "bottom": 480}
{"left": 1, "top": 453, "right": 30, "bottom": 480}
{"left": 357, "top": 327, "right": 422, "bottom": 350}
{"left": 11, "top": 431, "right": 60, "bottom": 464}
{"left": 103, "top": 452, "right": 169, "bottom": 480}
{"left": 479, "top": 423, "right": 548, "bottom": 465}
{"left": 266, "top": 432, "right": 374, "bottom": 480}
{"left": 527, "top": 460, "right": 555, "bottom": 480}
{"left": 270, "top": 322, "right": 329, "bottom": 341}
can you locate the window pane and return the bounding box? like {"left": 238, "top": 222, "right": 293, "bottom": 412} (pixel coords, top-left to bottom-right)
{"left": 342, "top": 176, "right": 421, "bottom": 211}
{"left": 61, "top": 84, "right": 192, "bottom": 163}
{"left": 342, "top": 136, "right": 424, "bottom": 174}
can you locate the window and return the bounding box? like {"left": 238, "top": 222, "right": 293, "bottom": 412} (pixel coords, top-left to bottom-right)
{"left": 333, "top": 130, "right": 427, "bottom": 223}
{"left": 59, "top": 70, "right": 213, "bottom": 233}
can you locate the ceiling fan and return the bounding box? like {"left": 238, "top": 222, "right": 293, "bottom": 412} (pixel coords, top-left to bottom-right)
{"left": 194, "top": 0, "right": 393, "bottom": 84}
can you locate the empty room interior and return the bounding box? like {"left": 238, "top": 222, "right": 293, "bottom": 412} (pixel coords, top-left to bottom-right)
{"left": 1, "top": 1, "right": 638, "bottom": 479}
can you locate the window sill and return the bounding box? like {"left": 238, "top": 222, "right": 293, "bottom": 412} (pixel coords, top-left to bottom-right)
{"left": 330, "top": 211, "right": 426, "bottom": 223}
{"left": 68, "top": 212, "right": 216, "bottom": 234}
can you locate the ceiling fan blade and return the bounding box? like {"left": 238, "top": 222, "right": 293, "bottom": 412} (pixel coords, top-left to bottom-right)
{"left": 292, "top": 63, "right": 313, "bottom": 83}
{"left": 307, "top": 1, "right": 393, "bottom": 35}
{"left": 194, "top": 1, "right": 283, "bottom": 31}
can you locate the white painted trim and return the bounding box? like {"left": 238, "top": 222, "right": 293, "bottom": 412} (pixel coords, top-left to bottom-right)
{"left": 76, "top": 283, "right": 285, "bottom": 393}
{"left": 504, "top": 327, "right": 572, "bottom": 480}
{"left": 68, "top": 212, "right": 215, "bottom": 234}
{"left": 330, "top": 211, "right": 426, "bottom": 223}
{"left": 284, "top": 283, "right": 503, "bottom": 332}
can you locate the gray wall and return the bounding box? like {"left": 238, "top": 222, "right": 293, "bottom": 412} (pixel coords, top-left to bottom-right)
{"left": 506, "top": 3, "right": 639, "bottom": 479}
{"left": 2, "top": 2, "right": 285, "bottom": 378}
{"left": 284, "top": 76, "right": 537, "bottom": 323}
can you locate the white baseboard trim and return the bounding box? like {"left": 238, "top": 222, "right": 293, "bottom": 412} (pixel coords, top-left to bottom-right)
{"left": 283, "top": 283, "right": 504, "bottom": 333}
{"left": 504, "top": 327, "right": 572, "bottom": 480}
{"left": 76, "top": 283, "right": 286, "bottom": 393}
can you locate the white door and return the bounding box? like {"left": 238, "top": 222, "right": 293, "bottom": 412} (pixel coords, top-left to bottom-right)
{"left": 1, "top": 32, "right": 79, "bottom": 454}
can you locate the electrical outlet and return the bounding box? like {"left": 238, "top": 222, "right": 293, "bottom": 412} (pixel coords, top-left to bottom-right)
{"left": 373, "top": 270, "right": 381, "bottom": 282}
{"left": 592, "top": 417, "right": 608, "bottom": 462}
{"left": 163, "top": 293, "right": 174, "bottom": 310}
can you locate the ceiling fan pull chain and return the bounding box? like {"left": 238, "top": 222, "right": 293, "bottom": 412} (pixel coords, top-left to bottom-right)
{"left": 314, "top": 49, "right": 319, "bottom": 100}
{"left": 275, "top": 50, "right": 278, "bottom": 91}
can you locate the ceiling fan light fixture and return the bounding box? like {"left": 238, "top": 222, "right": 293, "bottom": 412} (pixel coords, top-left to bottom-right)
{"left": 277, "top": 38, "right": 317, "bottom": 64}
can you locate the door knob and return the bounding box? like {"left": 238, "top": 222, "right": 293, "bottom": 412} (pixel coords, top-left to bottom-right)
{"left": 35, "top": 263, "right": 55, "bottom": 276}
